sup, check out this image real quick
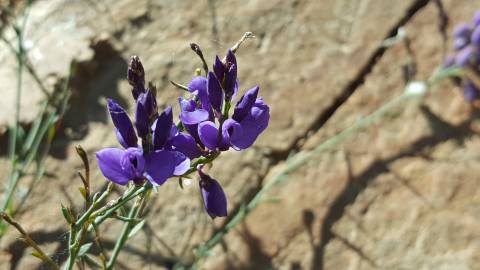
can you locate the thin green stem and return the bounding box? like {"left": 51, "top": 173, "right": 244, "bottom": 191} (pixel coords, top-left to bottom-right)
{"left": 106, "top": 195, "right": 145, "bottom": 269}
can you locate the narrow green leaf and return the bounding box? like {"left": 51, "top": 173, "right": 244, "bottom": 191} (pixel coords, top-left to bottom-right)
{"left": 77, "top": 242, "right": 93, "bottom": 257}
{"left": 61, "top": 204, "right": 72, "bottom": 224}
{"left": 128, "top": 219, "right": 145, "bottom": 239}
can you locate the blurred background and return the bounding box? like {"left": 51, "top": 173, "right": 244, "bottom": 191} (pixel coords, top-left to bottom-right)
{"left": 1, "top": 0, "right": 480, "bottom": 269}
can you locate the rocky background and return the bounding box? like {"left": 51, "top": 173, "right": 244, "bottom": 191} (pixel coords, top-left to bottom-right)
{"left": 1, "top": 0, "right": 480, "bottom": 269}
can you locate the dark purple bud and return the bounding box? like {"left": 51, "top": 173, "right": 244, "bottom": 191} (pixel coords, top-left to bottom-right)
{"left": 135, "top": 101, "right": 149, "bottom": 139}
{"left": 127, "top": 56, "right": 146, "bottom": 100}
{"left": 224, "top": 64, "right": 237, "bottom": 101}
{"left": 207, "top": 72, "right": 223, "bottom": 113}
{"left": 137, "top": 90, "right": 157, "bottom": 119}
{"left": 472, "top": 26, "right": 480, "bottom": 46}
{"left": 225, "top": 49, "right": 237, "bottom": 69}
{"left": 107, "top": 99, "right": 137, "bottom": 148}
{"left": 232, "top": 85, "right": 259, "bottom": 122}
{"left": 464, "top": 81, "right": 480, "bottom": 102}
{"left": 213, "top": 55, "right": 225, "bottom": 82}
{"left": 153, "top": 106, "right": 173, "bottom": 150}
{"left": 198, "top": 169, "right": 227, "bottom": 218}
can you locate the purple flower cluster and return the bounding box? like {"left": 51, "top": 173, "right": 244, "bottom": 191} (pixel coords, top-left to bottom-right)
{"left": 445, "top": 11, "right": 480, "bottom": 101}
{"left": 96, "top": 51, "right": 270, "bottom": 218}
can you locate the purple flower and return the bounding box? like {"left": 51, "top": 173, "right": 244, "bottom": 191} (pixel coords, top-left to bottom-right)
{"left": 212, "top": 50, "right": 239, "bottom": 101}
{"left": 198, "top": 168, "right": 227, "bottom": 218}
{"left": 98, "top": 99, "right": 191, "bottom": 186}
{"left": 108, "top": 99, "right": 137, "bottom": 148}
{"left": 127, "top": 56, "right": 146, "bottom": 100}
{"left": 96, "top": 147, "right": 188, "bottom": 186}
{"left": 197, "top": 86, "right": 269, "bottom": 151}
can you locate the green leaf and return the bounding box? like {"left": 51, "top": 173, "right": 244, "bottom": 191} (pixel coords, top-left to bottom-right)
{"left": 61, "top": 204, "right": 72, "bottom": 224}
{"left": 77, "top": 242, "right": 93, "bottom": 257}
{"left": 128, "top": 220, "right": 145, "bottom": 239}
{"left": 0, "top": 222, "right": 7, "bottom": 237}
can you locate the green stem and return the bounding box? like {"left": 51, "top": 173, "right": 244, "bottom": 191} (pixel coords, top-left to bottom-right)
{"left": 106, "top": 195, "right": 145, "bottom": 269}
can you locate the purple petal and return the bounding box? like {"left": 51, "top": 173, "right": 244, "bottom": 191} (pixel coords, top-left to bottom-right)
{"left": 144, "top": 150, "right": 176, "bottom": 186}
{"left": 135, "top": 102, "right": 149, "bottom": 139}
{"left": 453, "top": 23, "right": 472, "bottom": 38}
{"left": 179, "top": 98, "right": 197, "bottom": 112}
{"left": 153, "top": 106, "right": 173, "bottom": 150}
{"left": 188, "top": 76, "right": 208, "bottom": 94}
{"left": 456, "top": 46, "right": 475, "bottom": 67}
{"left": 96, "top": 148, "right": 131, "bottom": 185}
{"left": 230, "top": 99, "right": 270, "bottom": 150}
{"left": 198, "top": 121, "right": 220, "bottom": 151}
{"left": 472, "top": 26, "right": 480, "bottom": 46}
{"left": 226, "top": 49, "right": 237, "bottom": 68}
{"left": 179, "top": 109, "right": 210, "bottom": 125}
{"left": 224, "top": 64, "right": 237, "bottom": 101}
{"left": 233, "top": 85, "right": 259, "bottom": 122}
{"left": 474, "top": 11, "right": 480, "bottom": 26}
{"left": 120, "top": 148, "right": 145, "bottom": 182}
{"left": 200, "top": 176, "right": 227, "bottom": 218}
{"left": 137, "top": 90, "right": 157, "bottom": 118}
{"left": 207, "top": 72, "right": 223, "bottom": 113}
{"left": 108, "top": 99, "right": 137, "bottom": 148}
{"left": 454, "top": 37, "right": 469, "bottom": 51}
{"left": 172, "top": 151, "right": 190, "bottom": 176}
{"left": 213, "top": 55, "right": 225, "bottom": 82}
{"left": 167, "top": 132, "right": 202, "bottom": 159}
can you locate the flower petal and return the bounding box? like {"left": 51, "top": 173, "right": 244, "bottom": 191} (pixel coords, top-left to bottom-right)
{"left": 172, "top": 151, "right": 190, "bottom": 176}
{"left": 224, "top": 64, "right": 237, "bottom": 101}
{"left": 96, "top": 148, "right": 131, "bottom": 185}
{"left": 213, "top": 55, "right": 225, "bottom": 82}
{"left": 200, "top": 176, "right": 227, "bottom": 218}
{"left": 230, "top": 99, "right": 270, "bottom": 150}
{"left": 232, "top": 85, "right": 259, "bottom": 122}
{"left": 144, "top": 150, "right": 176, "bottom": 186}
{"left": 153, "top": 106, "right": 173, "bottom": 150}
{"left": 207, "top": 72, "right": 223, "bottom": 113}
{"left": 168, "top": 132, "right": 203, "bottom": 159}
{"left": 179, "top": 109, "right": 209, "bottom": 125}
{"left": 198, "top": 121, "right": 220, "bottom": 151}
{"left": 135, "top": 101, "right": 149, "bottom": 139}
{"left": 108, "top": 99, "right": 137, "bottom": 148}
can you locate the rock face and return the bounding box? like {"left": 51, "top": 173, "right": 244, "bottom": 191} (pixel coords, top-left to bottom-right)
{"left": 1, "top": 0, "right": 480, "bottom": 269}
